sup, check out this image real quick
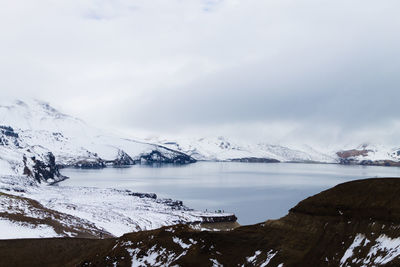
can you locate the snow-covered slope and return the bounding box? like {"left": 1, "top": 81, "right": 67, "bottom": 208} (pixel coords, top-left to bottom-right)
{"left": 150, "top": 136, "right": 400, "bottom": 166}
{"left": 0, "top": 99, "right": 195, "bottom": 179}
{"left": 336, "top": 143, "right": 400, "bottom": 166}
{"left": 149, "top": 136, "right": 337, "bottom": 163}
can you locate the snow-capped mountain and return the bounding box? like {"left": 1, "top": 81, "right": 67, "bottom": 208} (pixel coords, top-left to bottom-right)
{"left": 148, "top": 136, "right": 336, "bottom": 163}
{"left": 2, "top": 98, "right": 400, "bottom": 182}
{"left": 0, "top": 99, "right": 195, "bottom": 180}
{"left": 149, "top": 136, "right": 400, "bottom": 166}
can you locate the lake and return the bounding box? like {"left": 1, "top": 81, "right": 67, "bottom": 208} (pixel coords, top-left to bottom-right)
{"left": 60, "top": 162, "right": 400, "bottom": 225}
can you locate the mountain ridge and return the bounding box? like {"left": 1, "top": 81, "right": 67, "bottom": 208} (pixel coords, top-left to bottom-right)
{"left": 150, "top": 136, "right": 400, "bottom": 166}
{"left": 2, "top": 98, "right": 399, "bottom": 180}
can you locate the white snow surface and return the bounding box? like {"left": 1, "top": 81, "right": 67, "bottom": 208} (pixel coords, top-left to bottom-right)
{"left": 244, "top": 249, "right": 277, "bottom": 267}
{"left": 247, "top": 250, "right": 262, "bottom": 263}
{"left": 172, "top": 237, "right": 192, "bottom": 249}
{"left": 0, "top": 219, "right": 60, "bottom": 239}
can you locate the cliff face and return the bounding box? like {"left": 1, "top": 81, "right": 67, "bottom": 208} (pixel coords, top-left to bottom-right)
{"left": 2, "top": 178, "right": 400, "bottom": 266}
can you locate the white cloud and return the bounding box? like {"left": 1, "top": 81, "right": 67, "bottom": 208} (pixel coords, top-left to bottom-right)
{"left": 0, "top": 0, "right": 399, "bottom": 145}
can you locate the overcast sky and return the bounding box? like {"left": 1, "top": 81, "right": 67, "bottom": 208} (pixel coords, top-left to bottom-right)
{"left": 1, "top": 0, "right": 400, "bottom": 146}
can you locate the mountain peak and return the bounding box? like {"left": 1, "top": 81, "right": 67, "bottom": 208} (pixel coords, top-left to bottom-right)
{"left": 0, "top": 98, "right": 84, "bottom": 132}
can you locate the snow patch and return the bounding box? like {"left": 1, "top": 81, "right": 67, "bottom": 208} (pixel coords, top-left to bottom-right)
{"left": 260, "top": 250, "right": 278, "bottom": 267}
{"left": 0, "top": 219, "right": 60, "bottom": 239}
{"left": 172, "top": 237, "right": 191, "bottom": 249}
{"left": 340, "top": 234, "right": 368, "bottom": 266}
{"left": 364, "top": 234, "right": 400, "bottom": 265}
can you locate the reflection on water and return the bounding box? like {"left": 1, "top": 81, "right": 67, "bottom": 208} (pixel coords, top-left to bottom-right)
{"left": 60, "top": 162, "right": 400, "bottom": 225}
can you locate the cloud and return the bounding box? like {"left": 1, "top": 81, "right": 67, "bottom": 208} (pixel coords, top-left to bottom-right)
{"left": 0, "top": 0, "right": 399, "bottom": 145}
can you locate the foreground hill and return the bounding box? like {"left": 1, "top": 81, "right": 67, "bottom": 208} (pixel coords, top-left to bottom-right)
{"left": 2, "top": 178, "right": 400, "bottom": 266}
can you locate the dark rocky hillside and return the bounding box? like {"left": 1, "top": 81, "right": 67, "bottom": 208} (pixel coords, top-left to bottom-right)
{"left": 2, "top": 178, "right": 400, "bottom": 266}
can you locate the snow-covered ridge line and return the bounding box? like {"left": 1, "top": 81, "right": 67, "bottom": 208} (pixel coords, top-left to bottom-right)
{"left": 150, "top": 136, "right": 400, "bottom": 166}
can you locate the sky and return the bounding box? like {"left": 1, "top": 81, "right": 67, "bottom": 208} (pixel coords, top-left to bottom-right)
{"left": 0, "top": 0, "right": 400, "bottom": 147}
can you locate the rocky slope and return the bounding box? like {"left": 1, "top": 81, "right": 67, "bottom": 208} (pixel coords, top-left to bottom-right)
{"left": 2, "top": 178, "right": 400, "bottom": 266}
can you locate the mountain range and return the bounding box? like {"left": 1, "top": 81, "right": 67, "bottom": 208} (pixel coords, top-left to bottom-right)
{"left": 1, "top": 98, "right": 400, "bottom": 182}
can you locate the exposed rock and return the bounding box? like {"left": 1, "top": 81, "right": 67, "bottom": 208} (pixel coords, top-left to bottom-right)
{"left": 113, "top": 150, "right": 135, "bottom": 166}
{"left": 337, "top": 149, "right": 371, "bottom": 159}
{"left": 339, "top": 158, "right": 400, "bottom": 167}
{"left": 124, "top": 190, "right": 157, "bottom": 199}
{"left": 359, "top": 159, "right": 400, "bottom": 167}
{"left": 70, "top": 159, "right": 106, "bottom": 169}
{"left": 0, "top": 125, "right": 19, "bottom": 138}
{"left": 138, "top": 149, "right": 196, "bottom": 165}
{"left": 156, "top": 198, "right": 184, "bottom": 209}
{"left": 230, "top": 157, "right": 280, "bottom": 163}
{"left": 0, "top": 125, "right": 19, "bottom": 147}
{"left": 24, "top": 152, "right": 67, "bottom": 183}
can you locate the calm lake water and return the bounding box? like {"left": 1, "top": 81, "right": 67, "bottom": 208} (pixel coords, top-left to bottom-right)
{"left": 60, "top": 162, "right": 400, "bottom": 225}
